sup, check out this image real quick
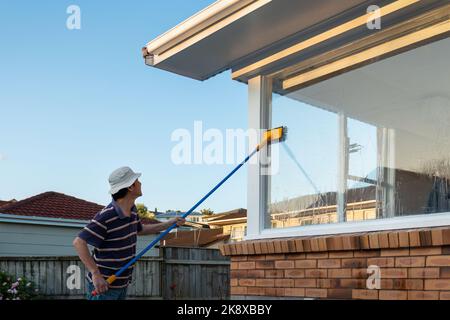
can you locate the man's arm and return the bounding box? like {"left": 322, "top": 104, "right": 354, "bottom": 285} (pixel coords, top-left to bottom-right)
{"left": 72, "top": 236, "right": 109, "bottom": 294}
{"left": 138, "top": 217, "right": 185, "bottom": 236}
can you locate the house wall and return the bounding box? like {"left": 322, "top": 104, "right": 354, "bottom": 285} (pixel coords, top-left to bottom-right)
{"left": 219, "top": 226, "right": 450, "bottom": 300}
{"left": 0, "top": 222, "right": 158, "bottom": 257}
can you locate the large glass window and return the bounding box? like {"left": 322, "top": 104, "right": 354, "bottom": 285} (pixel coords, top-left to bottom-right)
{"left": 267, "top": 37, "right": 450, "bottom": 229}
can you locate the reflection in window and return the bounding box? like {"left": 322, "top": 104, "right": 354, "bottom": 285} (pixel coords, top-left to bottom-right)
{"left": 267, "top": 37, "right": 450, "bottom": 229}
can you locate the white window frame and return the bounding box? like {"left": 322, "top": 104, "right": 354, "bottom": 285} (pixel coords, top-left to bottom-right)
{"left": 245, "top": 71, "right": 450, "bottom": 241}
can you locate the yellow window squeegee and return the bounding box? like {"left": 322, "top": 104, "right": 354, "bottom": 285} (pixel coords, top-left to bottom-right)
{"left": 91, "top": 126, "right": 287, "bottom": 296}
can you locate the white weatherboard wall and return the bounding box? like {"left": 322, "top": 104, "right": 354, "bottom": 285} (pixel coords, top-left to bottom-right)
{"left": 0, "top": 214, "right": 158, "bottom": 257}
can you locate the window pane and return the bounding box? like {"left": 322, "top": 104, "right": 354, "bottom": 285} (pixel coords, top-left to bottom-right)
{"left": 267, "top": 37, "right": 450, "bottom": 229}
{"left": 268, "top": 94, "right": 339, "bottom": 229}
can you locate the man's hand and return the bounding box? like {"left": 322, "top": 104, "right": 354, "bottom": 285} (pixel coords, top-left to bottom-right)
{"left": 168, "top": 217, "right": 186, "bottom": 227}
{"left": 92, "top": 271, "right": 109, "bottom": 294}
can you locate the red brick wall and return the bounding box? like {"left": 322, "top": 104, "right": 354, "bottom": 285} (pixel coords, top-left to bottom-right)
{"left": 219, "top": 227, "right": 450, "bottom": 300}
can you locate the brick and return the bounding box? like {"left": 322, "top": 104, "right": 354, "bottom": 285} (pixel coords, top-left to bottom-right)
{"left": 378, "top": 232, "right": 390, "bottom": 248}
{"left": 295, "top": 260, "right": 317, "bottom": 268}
{"left": 275, "top": 260, "right": 295, "bottom": 269}
{"left": 284, "top": 269, "right": 306, "bottom": 278}
{"left": 235, "top": 243, "right": 245, "bottom": 255}
{"left": 265, "top": 270, "right": 284, "bottom": 278}
{"left": 388, "top": 232, "right": 399, "bottom": 248}
{"left": 255, "top": 260, "right": 274, "bottom": 269}
{"left": 442, "top": 229, "right": 450, "bottom": 245}
{"left": 317, "top": 279, "right": 339, "bottom": 289}
{"left": 280, "top": 240, "right": 289, "bottom": 253}
{"left": 424, "top": 280, "right": 450, "bottom": 290}
{"left": 409, "top": 231, "right": 421, "bottom": 247}
{"left": 352, "top": 268, "right": 368, "bottom": 278}
{"left": 255, "top": 279, "right": 274, "bottom": 287}
{"left": 329, "top": 251, "right": 354, "bottom": 258}
{"left": 266, "top": 240, "right": 275, "bottom": 254}
{"left": 229, "top": 244, "right": 237, "bottom": 255}
{"left": 275, "top": 279, "right": 294, "bottom": 288}
{"left": 342, "top": 258, "right": 367, "bottom": 268}
{"left": 254, "top": 241, "right": 262, "bottom": 254}
{"left": 398, "top": 231, "right": 409, "bottom": 247}
{"left": 419, "top": 230, "right": 432, "bottom": 247}
{"left": 310, "top": 238, "right": 320, "bottom": 252}
{"left": 238, "top": 279, "right": 256, "bottom": 287}
{"left": 379, "top": 290, "right": 407, "bottom": 300}
{"left": 440, "top": 291, "right": 450, "bottom": 300}
{"left": 302, "top": 239, "right": 312, "bottom": 252}
{"left": 294, "top": 239, "right": 304, "bottom": 252}
{"left": 380, "top": 279, "right": 394, "bottom": 289}
{"left": 273, "top": 240, "right": 283, "bottom": 253}
{"left": 407, "top": 290, "right": 439, "bottom": 300}
{"left": 306, "top": 252, "right": 328, "bottom": 259}
{"left": 408, "top": 268, "right": 440, "bottom": 279}
{"left": 426, "top": 255, "right": 450, "bottom": 267}
{"left": 328, "top": 289, "right": 352, "bottom": 299}
{"left": 380, "top": 248, "right": 409, "bottom": 257}
{"left": 284, "top": 288, "right": 305, "bottom": 297}
{"left": 354, "top": 250, "right": 380, "bottom": 258}
{"left": 305, "top": 269, "right": 327, "bottom": 278}
{"left": 368, "top": 233, "right": 380, "bottom": 249}
{"left": 368, "top": 257, "right": 394, "bottom": 267}
{"left": 381, "top": 268, "right": 408, "bottom": 278}
{"left": 339, "top": 279, "right": 366, "bottom": 289}
{"left": 231, "top": 256, "right": 247, "bottom": 261}
{"left": 328, "top": 269, "right": 352, "bottom": 278}
{"left": 393, "top": 279, "right": 423, "bottom": 290}
{"left": 265, "top": 254, "right": 285, "bottom": 260}
{"left": 294, "top": 279, "right": 316, "bottom": 288}
{"left": 286, "top": 253, "right": 306, "bottom": 260}
{"left": 359, "top": 235, "right": 370, "bottom": 249}
{"left": 395, "top": 257, "right": 425, "bottom": 267}
{"left": 238, "top": 261, "right": 255, "bottom": 269}
{"left": 443, "top": 246, "right": 450, "bottom": 254}
{"left": 431, "top": 229, "right": 444, "bottom": 246}
{"left": 305, "top": 288, "right": 327, "bottom": 298}
{"left": 410, "top": 247, "right": 442, "bottom": 256}
{"left": 287, "top": 239, "right": 297, "bottom": 253}
{"left": 264, "top": 288, "right": 285, "bottom": 297}
{"left": 318, "top": 237, "right": 328, "bottom": 251}
{"left": 318, "top": 259, "right": 341, "bottom": 268}
{"left": 230, "top": 270, "right": 248, "bottom": 278}
{"left": 247, "top": 287, "right": 265, "bottom": 296}
{"left": 352, "top": 289, "right": 379, "bottom": 300}
{"left": 231, "top": 286, "right": 247, "bottom": 295}
{"left": 247, "top": 255, "right": 266, "bottom": 261}
{"left": 441, "top": 267, "right": 450, "bottom": 278}
{"left": 230, "top": 279, "right": 238, "bottom": 286}
{"left": 247, "top": 270, "right": 265, "bottom": 278}
{"left": 246, "top": 242, "right": 255, "bottom": 255}
{"left": 260, "top": 241, "right": 269, "bottom": 254}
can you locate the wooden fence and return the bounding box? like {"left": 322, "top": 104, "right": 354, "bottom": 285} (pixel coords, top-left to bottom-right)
{"left": 0, "top": 247, "right": 230, "bottom": 299}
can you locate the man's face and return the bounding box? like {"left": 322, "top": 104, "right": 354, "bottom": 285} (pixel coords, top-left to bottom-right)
{"left": 129, "top": 179, "right": 143, "bottom": 198}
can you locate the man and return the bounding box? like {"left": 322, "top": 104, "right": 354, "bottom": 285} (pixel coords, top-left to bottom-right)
{"left": 73, "top": 166, "right": 185, "bottom": 300}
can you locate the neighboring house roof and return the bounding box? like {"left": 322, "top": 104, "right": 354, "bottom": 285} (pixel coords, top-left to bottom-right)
{"left": 207, "top": 208, "right": 247, "bottom": 223}
{"left": 0, "top": 191, "right": 103, "bottom": 221}
{"left": 0, "top": 199, "right": 16, "bottom": 207}
{"left": 155, "top": 211, "right": 202, "bottom": 218}
{"left": 161, "top": 228, "right": 229, "bottom": 248}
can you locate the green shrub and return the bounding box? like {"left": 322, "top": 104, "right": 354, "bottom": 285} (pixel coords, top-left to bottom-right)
{"left": 0, "top": 270, "right": 40, "bottom": 300}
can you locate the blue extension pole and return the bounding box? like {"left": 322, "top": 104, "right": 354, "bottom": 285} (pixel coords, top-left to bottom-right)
{"left": 92, "top": 147, "right": 260, "bottom": 295}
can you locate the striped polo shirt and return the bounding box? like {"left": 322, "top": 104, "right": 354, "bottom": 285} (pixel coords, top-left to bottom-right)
{"left": 77, "top": 200, "right": 143, "bottom": 289}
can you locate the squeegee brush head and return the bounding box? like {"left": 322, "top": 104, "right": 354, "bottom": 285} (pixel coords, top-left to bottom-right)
{"left": 263, "top": 126, "right": 288, "bottom": 145}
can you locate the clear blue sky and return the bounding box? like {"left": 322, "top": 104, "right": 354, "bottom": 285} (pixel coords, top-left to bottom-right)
{"left": 0, "top": 1, "right": 249, "bottom": 213}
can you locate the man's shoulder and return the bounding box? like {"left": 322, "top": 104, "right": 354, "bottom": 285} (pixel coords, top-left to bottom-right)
{"left": 94, "top": 203, "right": 118, "bottom": 220}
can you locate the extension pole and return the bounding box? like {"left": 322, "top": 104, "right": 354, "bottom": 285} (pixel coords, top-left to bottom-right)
{"left": 91, "top": 127, "right": 287, "bottom": 296}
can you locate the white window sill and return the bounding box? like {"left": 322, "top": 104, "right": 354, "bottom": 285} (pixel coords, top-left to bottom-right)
{"left": 244, "top": 212, "right": 450, "bottom": 241}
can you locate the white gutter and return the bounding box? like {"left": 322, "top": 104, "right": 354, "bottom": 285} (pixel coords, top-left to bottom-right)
{"left": 143, "top": 0, "right": 272, "bottom": 65}
{"left": 0, "top": 213, "right": 88, "bottom": 228}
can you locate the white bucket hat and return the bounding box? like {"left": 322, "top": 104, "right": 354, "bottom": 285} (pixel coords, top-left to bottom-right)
{"left": 108, "top": 166, "right": 141, "bottom": 195}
